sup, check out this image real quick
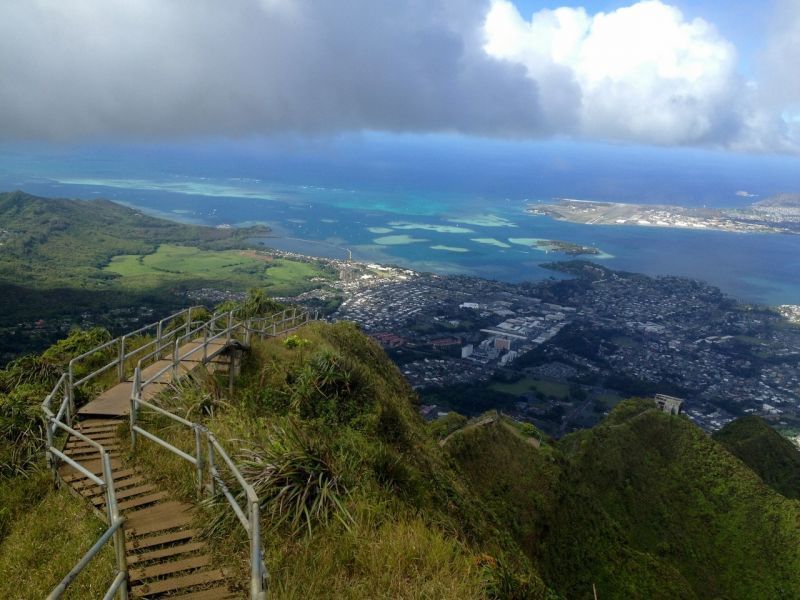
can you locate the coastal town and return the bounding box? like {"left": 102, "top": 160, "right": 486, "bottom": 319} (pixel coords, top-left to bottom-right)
{"left": 321, "top": 257, "right": 800, "bottom": 437}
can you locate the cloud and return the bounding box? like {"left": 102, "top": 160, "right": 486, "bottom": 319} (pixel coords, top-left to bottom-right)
{"left": 756, "top": 0, "right": 800, "bottom": 146}
{"left": 0, "top": 0, "right": 544, "bottom": 140}
{"left": 485, "top": 0, "right": 742, "bottom": 145}
{"left": 0, "top": 0, "right": 797, "bottom": 152}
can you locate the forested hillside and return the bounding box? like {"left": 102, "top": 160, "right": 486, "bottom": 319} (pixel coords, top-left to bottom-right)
{"left": 714, "top": 415, "right": 800, "bottom": 499}
{"left": 447, "top": 400, "right": 800, "bottom": 599}
{"left": 0, "top": 190, "right": 267, "bottom": 287}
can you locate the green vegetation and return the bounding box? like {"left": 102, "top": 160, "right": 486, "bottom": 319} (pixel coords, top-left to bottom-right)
{"left": 105, "top": 244, "right": 331, "bottom": 296}
{"left": 118, "top": 320, "right": 548, "bottom": 597}
{"left": 449, "top": 399, "right": 800, "bottom": 599}
{"left": 4, "top": 310, "right": 800, "bottom": 598}
{"left": 0, "top": 191, "right": 335, "bottom": 361}
{"left": 0, "top": 327, "right": 115, "bottom": 476}
{"left": 0, "top": 190, "right": 264, "bottom": 289}
{"left": 713, "top": 415, "right": 800, "bottom": 498}
{"left": 0, "top": 484, "right": 115, "bottom": 599}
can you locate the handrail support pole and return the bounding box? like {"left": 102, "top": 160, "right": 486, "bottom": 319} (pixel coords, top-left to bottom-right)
{"left": 194, "top": 426, "right": 204, "bottom": 499}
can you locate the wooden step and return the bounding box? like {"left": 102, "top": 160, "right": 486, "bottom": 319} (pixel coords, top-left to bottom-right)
{"left": 117, "top": 491, "right": 168, "bottom": 511}
{"left": 60, "top": 459, "right": 125, "bottom": 483}
{"left": 127, "top": 528, "right": 199, "bottom": 552}
{"left": 91, "top": 484, "right": 157, "bottom": 506}
{"left": 64, "top": 449, "right": 121, "bottom": 460}
{"left": 70, "top": 468, "right": 137, "bottom": 489}
{"left": 66, "top": 441, "right": 120, "bottom": 452}
{"left": 114, "top": 474, "right": 148, "bottom": 491}
{"left": 131, "top": 568, "right": 227, "bottom": 597}
{"left": 127, "top": 502, "right": 192, "bottom": 536}
{"left": 76, "top": 420, "right": 125, "bottom": 430}
{"left": 72, "top": 424, "right": 120, "bottom": 434}
{"left": 128, "top": 541, "right": 205, "bottom": 565}
{"left": 64, "top": 445, "right": 120, "bottom": 456}
{"left": 129, "top": 554, "right": 211, "bottom": 582}
{"left": 67, "top": 432, "right": 118, "bottom": 443}
{"left": 67, "top": 432, "right": 119, "bottom": 447}
{"left": 171, "top": 585, "right": 237, "bottom": 599}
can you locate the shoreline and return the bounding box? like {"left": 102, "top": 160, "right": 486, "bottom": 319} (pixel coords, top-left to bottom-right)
{"left": 526, "top": 198, "right": 799, "bottom": 236}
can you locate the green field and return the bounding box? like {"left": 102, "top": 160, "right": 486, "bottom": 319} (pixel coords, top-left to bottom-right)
{"left": 489, "top": 377, "right": 569, "bottom": 399}
{"left": 105, "top": 244, "right": 332, "bottom": 296}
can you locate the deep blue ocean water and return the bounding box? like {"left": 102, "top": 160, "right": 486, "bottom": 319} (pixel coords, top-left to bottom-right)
{"left": 1, "top": 136, "right": 799, "bottom": 306}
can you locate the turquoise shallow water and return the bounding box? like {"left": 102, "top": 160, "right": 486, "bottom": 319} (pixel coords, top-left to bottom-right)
{"left": 3, "top": 172, "right": 800, "bottom": 306}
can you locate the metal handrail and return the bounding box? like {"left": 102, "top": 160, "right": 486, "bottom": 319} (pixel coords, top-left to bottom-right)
{"left": 42, "top": 303, "right": 312, "bottom": 600}
{"left": 41, "top": 418, "right": 128, "bottom": 600}
{"left": 47, "top": 517, "right": 126, "bottom": 600}
{"left": 128, "top": 305, "right": 313, "bottom": 600}
{"left": 64, "top": 306, "right": 203, "bottom": 405}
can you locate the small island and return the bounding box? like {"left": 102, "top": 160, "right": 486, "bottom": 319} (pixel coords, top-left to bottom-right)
{"left": 536, "top": 239, "right": 600, "bottom": 255}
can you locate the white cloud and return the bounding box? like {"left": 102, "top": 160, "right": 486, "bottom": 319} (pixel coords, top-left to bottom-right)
{"left": 484, "top": 0, "right": 744, "bottom": 145}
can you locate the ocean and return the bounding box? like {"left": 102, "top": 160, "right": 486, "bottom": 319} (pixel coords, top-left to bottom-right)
{"left": 1, "top": 136, "right": 799, "bottom": 305}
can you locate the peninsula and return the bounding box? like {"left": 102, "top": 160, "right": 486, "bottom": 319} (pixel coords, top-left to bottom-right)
{"left": 526, "top": 193, "right": 800, "bottom": 235}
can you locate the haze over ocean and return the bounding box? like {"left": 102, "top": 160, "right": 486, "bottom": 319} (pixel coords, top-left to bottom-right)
{"left": 2, "top": 137, "right": 798, "bottom": 306}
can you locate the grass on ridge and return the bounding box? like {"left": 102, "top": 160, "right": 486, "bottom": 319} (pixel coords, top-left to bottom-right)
{"left": 0, "top": 484, "right": 116, "bottom": 599}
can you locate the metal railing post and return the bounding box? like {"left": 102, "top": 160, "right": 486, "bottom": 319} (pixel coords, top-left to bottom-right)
{"left": 194, "top": 426, "right": 204, "bottom": 499}
{"left": 67, "top": 366, "right": 75, "bottom": 423}
{"left": 203, "top": 323, "right": 209, "bottom": 363}
{"left": 207, "top": 435, "right": 216, "bottom": 496}
{"left": 44, "top": 415, "right": 56, "bottom": 481}
{"left": 130, "top": 368, "right": 140, "bottom": 451}
{"left": 185, "top": 306, "right": 192, "bottom": 337}
{"left": 245, "top": 318, "right": 252, "bottom": 346}
{"left": 64, "top": 391, "right": 72, "bottom": 426}
{"left": 103, "top": 452, "right": 128, "bottom": 600}
{"left": 173, "top": 340, "right": 180, "bottom": 381}
{"left": 226, "top": 311, "right": 233, "bottom": 343}
{"left": 156, "top": 321, "right": 162, "bottom": 353}
{"left": 117, "top": 337, "right": 126, "bottom": 383}
{"left": 250, "top": 500, "right": 266, "bottom": 600}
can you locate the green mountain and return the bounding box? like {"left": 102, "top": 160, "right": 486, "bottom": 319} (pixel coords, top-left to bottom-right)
{"left": 2, "top": 313, "right": 799, "bottom": 598}
{"left": 713, "top": 415, "right": 800, "bottom": 499}
{"left": 448, "top": 400, "right": 800, "bottom": 599}
{"left": 0, "top": 191, "right": 334, "bottom": 361}
{"left": 0, "top": 190, "right": 262, "bottom": 288}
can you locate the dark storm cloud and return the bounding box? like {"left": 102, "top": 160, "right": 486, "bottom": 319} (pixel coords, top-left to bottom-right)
{"left": 0, "top": 0, "right": 550, "bottom": 140}
{"left": 0, "top": 0, "right": 797, "bottom": 151}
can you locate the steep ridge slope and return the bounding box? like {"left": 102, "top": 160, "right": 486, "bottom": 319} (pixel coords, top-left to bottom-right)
{"left": 449, "top": 400, "right": 800, "bottom": 599}
{"left": 713, "top": 415, "right": 800, "bottom": 498}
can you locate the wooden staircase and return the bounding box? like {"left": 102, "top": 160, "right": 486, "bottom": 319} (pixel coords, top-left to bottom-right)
{"left": 59, "top": 419, "right": 238, "bottom": 599}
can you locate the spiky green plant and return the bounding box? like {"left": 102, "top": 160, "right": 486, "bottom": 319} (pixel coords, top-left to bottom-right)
{"left": 0, "top": 384, "right": 48, "bottom": 476}
{"left": 156, "top": 368, "right": 227, "bottom": 420}
{"left": 208, "top": 421, "right": 352, "bottom": 539}
{"left": 289, "top": 349, "right": 372, "bottom": 424}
